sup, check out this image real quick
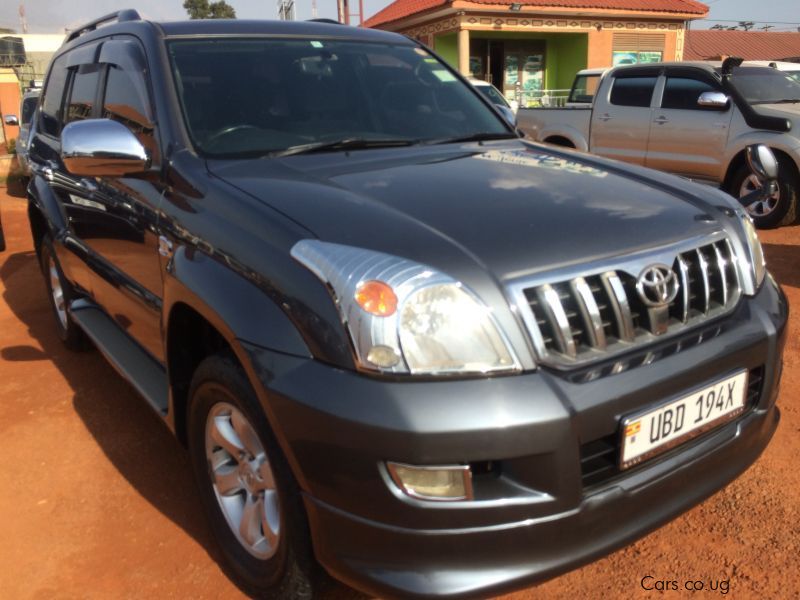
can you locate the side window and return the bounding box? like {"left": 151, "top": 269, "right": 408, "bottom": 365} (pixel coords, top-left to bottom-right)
{"left": 609, "top": 76, "right": 657, "bottom": 108}
{"left": 102, "top": 64, "right": 157, "bottom": 159}
{"left": 65, "top": 65, "right": 102, "bottom": 124}
{"left": 21, "top": 96, "right": 38, "bottom": 125}
{"left": 40, "top": 54, "right": 69, "bottom": 137}
{"left": 662, "top": 77, "right": 720, "bottom": 110}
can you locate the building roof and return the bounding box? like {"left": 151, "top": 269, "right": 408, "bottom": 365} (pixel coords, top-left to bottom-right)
{"left": 365, "top": 0, "right": 708, "bottom": 29}
{"left": 684, "top": 30, "right": 800, "bottom": 61}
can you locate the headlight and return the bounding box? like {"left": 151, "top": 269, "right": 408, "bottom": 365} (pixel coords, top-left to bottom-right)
{"left": 740, "top": 214, "right": 766, "bottom": 293}
{"left": 291, "top": 240, "right": 521, "bottom": 376}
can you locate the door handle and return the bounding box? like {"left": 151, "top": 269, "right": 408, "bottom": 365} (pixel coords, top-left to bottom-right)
{"left": 654, "top": 116, "right": 669, "bottom": 125}
{"left": 597, "top": 113, "right": 612, "bottom": 122}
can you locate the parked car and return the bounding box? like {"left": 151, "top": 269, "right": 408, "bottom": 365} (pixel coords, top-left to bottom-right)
{"left": 27, "top": 12, "right": 787, "bottom": 600}
{"left": 16, "top": 87, "right": 41, "bottom": 175}
{"left": 517, "top": 60, "right": 800, "bottom": 228}
{"left": 744, "top": 60, "right": 800, "bottom": 82}
{"left": 469, "top": 77, "right": 518, "bottom": 123}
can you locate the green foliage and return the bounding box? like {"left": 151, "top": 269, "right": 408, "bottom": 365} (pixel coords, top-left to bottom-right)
{"left": 183, "top": 0, "right": 236, "bottom": 19}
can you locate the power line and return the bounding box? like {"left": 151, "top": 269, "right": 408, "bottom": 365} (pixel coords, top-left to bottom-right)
{"left": 698, "top": 19, "right": 800, "bottom": 25}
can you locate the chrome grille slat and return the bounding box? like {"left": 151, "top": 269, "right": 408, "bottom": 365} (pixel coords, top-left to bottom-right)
{"left": 537, "top": 284, "right": 577, "bottom": 358}
{"left": 696, "top": 249, "right": 711, "bottom": 314}
{"left": 601, "top": 272, "right": 635, "bottom": 342}
{"left": 571, "top": 277, "right": 607, "bottom": 350}
{"left": 520, "top": 237, "right": 742, "bottom": 367}
{"left": 676, "top": 255, "right": 690, "bottom": 323}
{"left": 713, "top": 243, "right": 729, "bottom": 306}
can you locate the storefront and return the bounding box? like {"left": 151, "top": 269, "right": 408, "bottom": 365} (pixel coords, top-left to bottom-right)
{"left": 365, "top": 0, "right": 708, "bottom": 107}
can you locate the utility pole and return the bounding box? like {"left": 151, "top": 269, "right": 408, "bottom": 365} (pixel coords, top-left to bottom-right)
{"left": 277, "top": 0, "right": 294, "bottom": 20}
{"left": 311, "top": 0, "right": 317, "bottom": 19}
{"left": 19, "top": 3, "right": 28, "bottom": 34}
{"left": 760, "top": 24, "right": 774, "bottom": 31}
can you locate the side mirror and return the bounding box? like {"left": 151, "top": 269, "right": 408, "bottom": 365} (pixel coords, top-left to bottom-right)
{"left": 746, "top": 144, "right": 779, "bottom": 182}
{"left": 4, "top": 114, "right": 19, "bottom": 126}
{"left": 697, "top": 91, "right": 730, "bottom": 110}
{"left": 61, "top": 119, "right": 148, "bottom": 177}
{"left": 496, "top": 104, "right": 517, "bottom": 127}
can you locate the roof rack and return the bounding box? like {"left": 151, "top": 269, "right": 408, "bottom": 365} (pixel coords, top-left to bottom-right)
{"left": 66, "top": 9, "right": 142, "bottom": 43}
{"left": 307, "top": 18, "right": 344, "bottom": 25}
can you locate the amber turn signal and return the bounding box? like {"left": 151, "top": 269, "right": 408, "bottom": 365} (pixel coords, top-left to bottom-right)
{"left": 355, "top": 280, "right": 398, "bottom": 316}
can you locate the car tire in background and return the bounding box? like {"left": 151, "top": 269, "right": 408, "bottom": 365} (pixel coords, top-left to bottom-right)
{"left": 187, "top": 355, "right": 326, "bottom": 599}
{"left": 40, "top": 234, "right": 88, "bottom": 350}
{"left": 730, "top": 156, "right": 799, "bottom": 229}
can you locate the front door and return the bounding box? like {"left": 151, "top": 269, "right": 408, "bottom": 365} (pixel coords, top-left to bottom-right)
{"left": 502, "top": 42, "right": 545, "bottom": 108}
{"left": 645, "top": 69, "right": 733, "bottom": 182}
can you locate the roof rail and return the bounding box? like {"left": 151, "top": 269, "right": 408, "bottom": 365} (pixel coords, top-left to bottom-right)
{"left": 66, "top": 9, "right": 142, "bottom": 43}
{"left": 307, "top": 18, "right": 344, "bottom": 25}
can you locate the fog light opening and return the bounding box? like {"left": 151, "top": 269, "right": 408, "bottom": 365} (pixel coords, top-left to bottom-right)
{"left": 387, "top": 462, "right": 473, "bottom": 501}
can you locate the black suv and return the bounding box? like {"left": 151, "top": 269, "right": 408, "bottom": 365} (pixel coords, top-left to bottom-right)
{"left": 26, "top": 11, "right": 787, "bottom": 599}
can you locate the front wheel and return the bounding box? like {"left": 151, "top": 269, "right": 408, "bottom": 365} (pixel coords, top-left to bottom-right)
{"left": 40, "top": 235, "right": 88, "bottom": 350}
{"left": 187, "top": 355, "right": 323, "bottom": 599}
{"left": 729, "top": 157, "right": 799, "bottom": 229}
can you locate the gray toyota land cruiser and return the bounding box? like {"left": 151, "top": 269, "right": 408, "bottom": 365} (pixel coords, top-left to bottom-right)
{"left": 26, "top": 11, "right": 786, "bottom": 599}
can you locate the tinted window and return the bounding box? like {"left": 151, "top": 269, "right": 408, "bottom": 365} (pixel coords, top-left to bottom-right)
{"left": 609, "top": 76, "right": 657, "bottom": 108}
{"left": 40, "top": 54, "right": 68, "bottom": 136}
{"left": 21, "top": 96, "right": 38, "bottom": 124}
{"left": 568, "top": 74, "right": 601, "bottom": 104}
{"left": 661, "top": 77, "right": 720, "bottom": 110}
{"left": 730, "top": 67, "right": 800, "bottom": 104}
{"left": 66, "top": 65, "right": 101, "bottom": 123}
{"left": 103, "top": 64, "right": 157, "bottom": 157}
{"left": 168, "top": 39, "right": 510, "bottom": 157}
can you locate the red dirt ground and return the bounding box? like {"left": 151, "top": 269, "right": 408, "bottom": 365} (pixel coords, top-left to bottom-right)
{"left": 1, "top": 188, "right": 798, "bottom": 599}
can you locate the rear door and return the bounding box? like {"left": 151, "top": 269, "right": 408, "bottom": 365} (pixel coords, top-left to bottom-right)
{"left": 590, "top": 68, "right": 659, "bottom": 165}
{"left": 645, "top": 67, "right": 733, "bottom": 182}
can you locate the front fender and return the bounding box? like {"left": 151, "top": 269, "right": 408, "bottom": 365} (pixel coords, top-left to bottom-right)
{"left": 163, "top": 245, "right": 311, "bottom": 359}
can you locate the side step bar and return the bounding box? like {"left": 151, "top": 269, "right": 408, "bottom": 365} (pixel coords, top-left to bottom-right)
{"left": 69, "top": 299, "right": 169, "bottom": 416}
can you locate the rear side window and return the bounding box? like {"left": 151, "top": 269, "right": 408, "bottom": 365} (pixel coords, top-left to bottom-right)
{"left": 569, "top": 74, "right": 601, "bottom": 104}
{"left": 662, "top": 77, "right": 720, "bottom": 110}
{"left": 40, "top": 54, "right": 69, "bottom": 136}
{"left": 609, "top": 76, "right": 657, "bottom": 107}
{"left": 65, "top": 65, "right": 101, "bottom": 124}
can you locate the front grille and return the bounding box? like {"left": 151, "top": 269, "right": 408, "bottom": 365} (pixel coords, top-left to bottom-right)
{"left": 521, "top": 239, "right": 740, "bottom": 367}
{"left": 580, "top": 366, "right": 766, "bottom": 488}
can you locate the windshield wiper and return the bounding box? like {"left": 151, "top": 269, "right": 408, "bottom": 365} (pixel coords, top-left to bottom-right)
{"left": 423, "top": 132, "right": 520, "bottom": 146}
{"left": 271, "top": 137, "right": 418, "bottom": 157}
{"left": 752, "top": 98, "right": 800, "bottom": 105}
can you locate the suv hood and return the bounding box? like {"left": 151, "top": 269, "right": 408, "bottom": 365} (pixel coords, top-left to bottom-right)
{"left": 207, "top": 141, "right": 722, "bottom": 282}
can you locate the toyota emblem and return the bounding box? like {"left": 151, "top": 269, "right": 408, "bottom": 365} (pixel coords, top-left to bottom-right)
{"left": 636, "top": 264, "right": 679, "bottom": 308}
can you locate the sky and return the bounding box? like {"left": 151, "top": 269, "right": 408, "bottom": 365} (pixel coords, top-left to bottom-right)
{"left": 0, "top": 0, "right": 798, "bottom": 34}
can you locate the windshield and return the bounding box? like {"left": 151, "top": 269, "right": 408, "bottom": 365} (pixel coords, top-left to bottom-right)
{"left": 474, "top": 83, "right": 509, "bottom": 107}
{"left": 730, "top": 66, "right": 800, "bottom": 104}
{"left": 168, "top": 38, "right": 510, "bottom": 157}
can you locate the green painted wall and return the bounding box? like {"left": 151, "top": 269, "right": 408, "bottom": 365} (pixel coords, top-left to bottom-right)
{"left": 467, "top": 31, "right": 587, "bottom": 90}
{"left": 434, "top": 32, "right": 458, "bottom": 69}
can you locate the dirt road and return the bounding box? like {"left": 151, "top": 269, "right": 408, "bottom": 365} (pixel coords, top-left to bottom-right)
{"left": 1, "top": 188, "right": 798, "bottom": 599}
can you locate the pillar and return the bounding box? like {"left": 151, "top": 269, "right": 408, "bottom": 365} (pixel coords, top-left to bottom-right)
{"left": 458, "top": 28, "right": 470, "bottom": 76}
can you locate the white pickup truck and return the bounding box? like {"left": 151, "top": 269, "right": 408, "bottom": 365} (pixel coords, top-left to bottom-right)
{"left": 517, "top": 61, "right": 800, "bottom": 228}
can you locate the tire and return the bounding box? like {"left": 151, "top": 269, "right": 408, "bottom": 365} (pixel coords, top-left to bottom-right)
{"left": 187, "top": 355, "right": 324, "bottom": 599}
{"left": 729, "top": 156, "right": 799, "bottom": 229}
{"left": 40, "top": 234, "right": 88, "bottom": 350}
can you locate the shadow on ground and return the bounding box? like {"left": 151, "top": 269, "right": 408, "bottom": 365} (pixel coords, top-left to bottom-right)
{"left": 762, "top": 243, "right": 800, "bottom": 290}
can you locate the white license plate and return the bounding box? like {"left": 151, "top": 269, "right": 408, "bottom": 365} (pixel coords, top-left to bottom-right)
{"left": 620, "top": 370, "right": 749, "bottom": 470}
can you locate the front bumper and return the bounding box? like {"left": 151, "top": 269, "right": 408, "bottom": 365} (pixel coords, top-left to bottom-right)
{"left": 241, "top": 275, "right": 787, "bottom": 599}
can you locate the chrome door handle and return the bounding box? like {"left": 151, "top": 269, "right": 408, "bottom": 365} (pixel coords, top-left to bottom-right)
{"left": 597, "top": 113, "right": 612, "bottom": 122}
{"left": 654, "top": 116, "right": 669, "bottom": 125}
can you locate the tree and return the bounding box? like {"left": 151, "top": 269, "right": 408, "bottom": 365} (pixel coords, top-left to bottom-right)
{"left": 183, "top": 0, "right": 236, "bottom": 19}
{"left": 738, "top": 21, "right": 754, "bottom": 31}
